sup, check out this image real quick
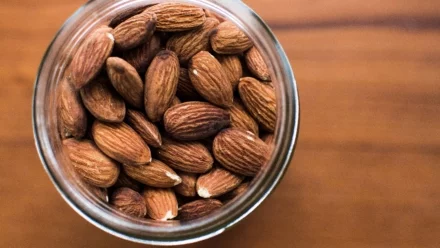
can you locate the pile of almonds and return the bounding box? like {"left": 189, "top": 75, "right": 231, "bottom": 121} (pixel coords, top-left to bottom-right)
{"left": 58, "top": 2, "right": 276, "bottom": 221}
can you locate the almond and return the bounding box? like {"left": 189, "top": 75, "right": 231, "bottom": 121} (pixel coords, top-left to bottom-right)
{"left": 113, "top": 170, "right": 142, "bottom": 192}
{"left": 110, "top": 187, "right": 147, "bottom": 218}
{"left": 178, "top": 199, "right": 222, "bottom": 221}
{"left": 125, "top": 109, "right": 162, "bottom": 148}
{"left": 245, "top": 46, "right": 271, "bottom": 82}
{"left": 80, "top": 77, "right": 126, "bottom": 123}
{"left": 213, "top": 128, "right": 269, "bottom": 176}
{"left": 63, "top": 139, "right": 120, "bottom": 187}
{"left": 142, "top": 188, "right": 178, "bottom": 220}
{"left": 109, "top": 5, "right": 150, "bottom": 28}
{"left": 176, "top": 68, "right": 201, "bottom": 100}
{"left": 112, "top": 11, "right": 157, "bottom": 50}
{"left": 167, "top": 17, "right": 219, "bottom": 64}
{"left": 170, "top": 97, "right": 181, "bottom": 107}
{"left": 157, "top": 138, "right": 213, "bottom": 173}
{"left": 196, "top": 167, "right": 244, "bottom": 198}
{"left": 217, "top": 55, "right": 243, "bottom": 89}
{"left": 261, "top": 133, "right": 275, "bottom": 147}
{"left": 228, "top": 98, "right": 259, "bottom": 135}
{"left": 145, "top": 50, "right": 180, "bottom": 122}
{"left": 189, "top": 51, "right": 233, "bottom": 107}
{"left": 57, "top": 78, "right": 87, "bottom": 139}
{"left": 164, "top": 101, "right": 230, "bottom": 141}
{"left": 174, "top": 172, "right": 197, "bottom": 197}
{"left": 92, "top": 121, "right": 151, "bottom": 165}
{"left": 221, "top": 181, "right": 250, "bottom": 203}
{"left": 106, "top": 57, "right": 144, "bottom": 108}
{"left": 123, "top": 34, "right": 161, "bottom": 73}
{"left": 85, "top": 183, "right": 109, "bottom": 202}
{"left": 204, "top": 9, "right": 225, "bottom": 22}
{"left": 238, "top": 77, "right": 277, "bottom": 132}
{"left": 123, "top": 159, "right": 181, "bottom": 188}
{"left": 69, "top": 26, "right": 114, "bottom": 89}
{"left": 147, "top": 3, "right": 206, "bottom": 32}
{"left": 210, "top": 21, "right": 252, "bottom": 54}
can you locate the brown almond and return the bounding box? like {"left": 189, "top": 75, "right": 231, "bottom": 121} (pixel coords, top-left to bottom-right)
{"left": 189, "top": 51, "right": 233, "bottom": 107}
{"left": 245, "top": 46, "right": 271, "bottom": 82}
{"left": 113, "top": 170, "right": 142, "bottom": 192}
{"left": 170, "top": 97, "right": 181, "bottom": 107}
{"left": 63, "top": 139, "right": 120, "bottom": 187}
{"left": 125, "top": 109, "right": 162, "bottom": 148}
{"left": 109, "top": 5, "right": 150, "bottom": 28}
{"left": 80, "top": 77, "right": 126, "bottom": 123}
{"left": 204, "top": 9, "right": 225, "bottom": 22}
{"left": 217, "top": 55, "right": 243, "bottom": 89}
{"left": 142, "top": 188, "right": 178, "bottom": 220}
{"left": 167, "top": 17, "right": 219, "bottom": 64}
{"left": 57, "top": 78, "right": 87, "bottom": 139}
{"left": 145, "top": 50, "right": 180, "bottom": 122}
{"left": 157, "top": 138, "right": 213, "bottom": 173}
{"left": 229, "top": 98, "right": 259, "bottom": 135}
{"left": 213, "top": 128, "right": 269, "bottom": 176}
{"left": 112, "top": 11, "right": 156, "bottom": 50}
{"left": 69, "top": 26, "right": 114, "bottom": 89}
{"left": 164, "top": 101, "right": 230, "bottom": 141}
{"left": 178, "top": 199, "right": 222, "bottom": 221}
{"left": 221, "top": 181, "right": 250, "bottom": 203}
{"left": 85, "top": 183, "right": 109, "bottom": 202}
{"left": 123, "top": 159, "right": 181, "bottom": 188}
{"left": 106, "top": 57, "right": 144, "bottom": 108}
{"left": 261, "top": 133, "right": 275, "bottom": 147}
{"left": 110, "top": 187, "right": 147, "bottom": 218}
{"left": 238, "top": 77, "right": 277, "bottom": 132}
{"left": 147, "top": 3, "right": 206, "bottom": 32}
{"left": 210, "top": 21, "right": 253, "bottom": 54}
{"left": 196, "top": 167, "right": 244, "bottom": 198}
{"left": 123, "top": 34, "right": 161, "bottom": 73}
{"left": 174, "top": 172, "right": 197, "bottom": 197}
{"left": 92, "top": 121, "right": 151, "bottom": 165}
{"left": 176, "top": 68, "right": 201, "bottom": 100}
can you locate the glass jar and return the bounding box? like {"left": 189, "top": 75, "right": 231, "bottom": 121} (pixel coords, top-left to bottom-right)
{"left": 33, "top": 0, "right": 300, "bottom": 245}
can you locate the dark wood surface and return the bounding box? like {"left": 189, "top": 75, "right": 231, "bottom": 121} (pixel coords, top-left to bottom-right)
{"left": 1, "top": 0, "right": 440, "bottom": 247}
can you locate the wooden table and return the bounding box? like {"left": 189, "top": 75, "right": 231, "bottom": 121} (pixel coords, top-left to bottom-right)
{"left": 1, "top": 0, "right": 440, "bottom": 247}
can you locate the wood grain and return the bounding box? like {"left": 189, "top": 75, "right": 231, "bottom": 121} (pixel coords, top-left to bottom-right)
{"left": 1, "top": 0, "right": 440, "bottom": 247}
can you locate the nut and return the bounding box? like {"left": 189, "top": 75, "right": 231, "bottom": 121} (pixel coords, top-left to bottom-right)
{"left": 110, "top": 187, "right": 147, "bottom": 218}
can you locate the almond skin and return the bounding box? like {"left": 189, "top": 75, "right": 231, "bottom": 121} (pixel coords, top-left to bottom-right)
{"left": 125, "top": 109, "right": 162, "bottom": 148}
{"left": 170, "top": 97, "right": 181, "bottom": 107}
{"left": 123, "top": 34, "right": 161, "bottom": 73}
{"left": 112, "top": 11, "right": 156, "bottom": 50}
{"left": 178, "top": 199, "right": 223, "bottom": 221}
{"left": 63, "top": 139, "right": 120, "bottom": 188}
{"left": 85, "top": 183, "right": 109, "bottom": 202}
{"left": 238, "top": 77, "right": 277, "bottom": 132}
{"left": 174, "top": 172, "right": 197, "bottom": 197}
{"left": 142, "top": 188, "right": 178, "bottom": 220}
{"left": 92, "top": 121, "right": 152, "bottom": 166}
{"left": 69, "top": 26, "right": 114, "bottom": 89}
{"left": 123, "top": 159, "right": 182, "bottom": 188}
{"left": 217, "top": 55, "right": 243, "bottom": 89}
{"left": 221, "top": 181, "right": 250, "bottom": 203}
{"left": 110, "top": 187, "right": 147, "bottom": 218}
{"left": 167, "top": 17, "right": 219, "bottom": 64}
{"left": 80, "top": 77, "right": 126, "bottom": 123}
{"left": 109, "top": 5, "right": 150, "bottom": 28}
{"left": 113, "top": 170, "right": 142, "bottom": 192}
{"left": 210, "top": 21, "right": 253, "bottom": 54}
{"left": 196, "top": 167, "right": 244, "bottom": 198}
{"left": 145, "top": 50, "right": 180, "bottom": 122}
{"left": 164, "top": 101, "right": 230, "bottom": 141}
{"left": 229, "top": 98, "right": 259, "bottom": 135}
{"left": 245, "top": 46, "right": 271, "bottom": 82}
{"left": 204, "top": 9, "right": 226, "bottom": 22}
{"left": 213, "top": 128, "right": 269, "bottom": 176}
{"left": 147, "top": 3, "right": 206, "bottom": 32}
{"left": 176, "top": 68, "right": 201, "bottom": 100}
{"left": 106, "top": 57, "right": 144, "bottom": 109}
{"left": 57, "top": 78, "right": 87, "bottom": 139}
{"left": 261, "top": 133, "right": 275, "bottom": 147}
{"left": 189, "top": 51, "right": 233, "bottom": 107}
{"left": 157, "top": 138, "right": 213, "bottom": 173}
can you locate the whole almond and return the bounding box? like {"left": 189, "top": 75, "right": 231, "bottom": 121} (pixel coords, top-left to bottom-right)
{"left": 69, "top": 26, "right": 114, "bottom": 89}
{"left": 57, "top": 78, "right": 87, "bottom": 139}
{"left": 112, "top": 11, "right": 156, "bottom": 50}
{"left": 167, "top": 17, "right": 219, "bottom": 64}
{"left": 145, "top": 50, "right": 180, "bottom": 122}
{"left": 228, "top": 98, "right": 259, "bottom": 135}
{"left": 80, "top": 77, "right": 126, "bottom": 123}
{"left": 170, "top": 97, "right": 181, "bottom": 107}
{"left": 217, "top": 55, "right": 242, "bottom": 89}
{"left": 189, "top": 51, "right": 233, "bottom": 107}
{"left": 142, "top": 188, "right": 178, "bottom": 220}
{"left": 164, "top": 101, "right": 230, "bottom": 141}
{"left": 63, "top": 139, "right": 120, "bottom": 187}
{"left": 123, "top": 34, "right": 161, "bottom": 73}
{"left": 109, "top": 5, "right": 150, "bottom": 28}
{"left": 147, "top": 3, "right": 206, "bottom": 32}
{"left": 110, "top": 187, "right": 147, "bottom": 218}
{"left": 157, "top": 138, "right": 213, "bottom": 173}
{"left": 92, "top": 121, "right": 151, "bottom": 165}
{"left": 126, "top": 109, "right": 162, "bottom": 148}
{"left": 113, "top": 170, "right": 142, "bottom": 192}
{"left": 174, "top": 172, "right": 197, "bottom": 197}
{"left": 123, "top": 159, "right": 182, "bottom": 188}
{"left": 221, "top": 181, "right": 250, "bottom": 203}
{"left": 238, "top": 77, "right": 277, "bottom": 132}
{"left": 245, "top": 46, "right": 271, "bottom": 82}
{"left": 213, "top": 128, "right": 269, "bottom": 176}
{"left": 85, "top": 183, "right": 109, "bottom": 202}
{"left": 178, "top": 199, "right": 222, "bottom": 221}
{"left": 204, "top": 9, "right": 225, "bottom": 22}
{"left": 210, "top": 21, "right": 253, "bottom": 54}
{"left": 196, "top": 167, "right": 244, "bottom": 198}
{"left": 176, "top": 68, "right": 201, "bottom": 100}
